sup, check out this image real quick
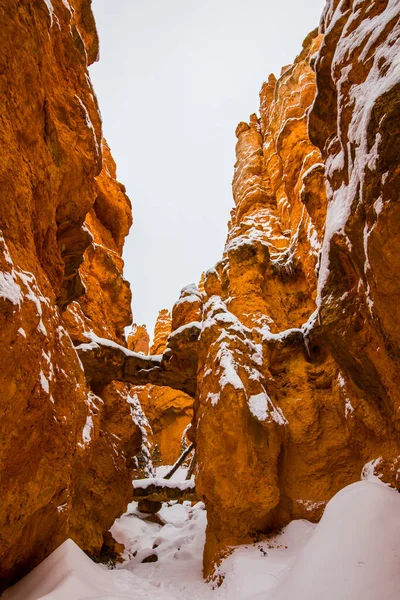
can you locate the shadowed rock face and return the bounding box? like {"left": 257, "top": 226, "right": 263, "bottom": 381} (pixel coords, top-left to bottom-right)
{"left": 76, "top": 283, "right": 202, "bottom": 397}
{"left": 76, "top": 320, "right": 200, "bottom": 397}
{"left": 133, "top": 480, "right": 197, "bottom": 504}
{"left": 134, "top": 384, "right": 193, "bottom": 465}
{"left": 308, "top": 0, "right": 400, "bottom": 424}
{"left": 63, "top": 139, "right": 133, "bottom": 340}
{"left": 130, "top": 308, "right": 194, "bottom": 466}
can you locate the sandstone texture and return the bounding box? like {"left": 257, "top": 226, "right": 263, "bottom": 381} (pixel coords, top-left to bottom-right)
{"left": 63, "top": 138, "right": 133, "bottom": 345}
{"left": 74, "top": 1, "right": 400, "bottom": 575}
{"left": 127, "top": 324, "right": 150, "bottom": 353}
{"left": 78, "top": 283, "right": 202, "bottom": 395}
{"left": 191, "top": 1, "right": 400, "bottom": 574}
{"left": 0, "top": 0, "right": 145, "bottom": 589}
{"left": 150, "top": 309, "right": 172, "bottom": 355}
{"left": 3, "top": 0, "right": 400, "bottom": 591}
{"left": 130, "top": 308, "right": 194, "bottom": 467}
{"left": 135, "top": 384, "right": 193, "bottom": 466}
{"left": 77, "top": 303, "right": 194, "bottom": 467}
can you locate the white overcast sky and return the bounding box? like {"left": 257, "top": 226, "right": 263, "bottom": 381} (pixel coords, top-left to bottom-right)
{"left": 90, "top": 0, "right": 325, "bottom": 338}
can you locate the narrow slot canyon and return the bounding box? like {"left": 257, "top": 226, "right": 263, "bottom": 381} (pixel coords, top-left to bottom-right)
{"left": 2, "top": 1, "right": 400, "bottom": 599}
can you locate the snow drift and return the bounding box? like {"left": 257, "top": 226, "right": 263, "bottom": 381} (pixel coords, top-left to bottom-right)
{"left": 4, "top": 481, "right": 400, "bottom": 599}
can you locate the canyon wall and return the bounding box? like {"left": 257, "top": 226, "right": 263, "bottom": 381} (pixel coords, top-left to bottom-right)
{"left": 193, "top": 0, "right": 400, "bottom": 574}
{"left": 123, "top": 309, "right": 194, "bottom": 468}
{"left": 71, "top": 0, "right": 400, "bottom": 577}
{"left": 0, "top": 0, "right": 147, "bottom": 588}
{"left": 2, "top": 0, "right": 400, "bottom": 590}
{"left": 132, "top": 309, "right": 193, "bottom": 466}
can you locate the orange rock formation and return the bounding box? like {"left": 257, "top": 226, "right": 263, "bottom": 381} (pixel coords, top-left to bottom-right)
{"left": 2, "top": 0, "right": 400, "bottom": 591}
{"left": 0, "top": 0, "right": 144, "bottom": 589}
{"left": 132, "top": 308, "right": 194, "bottom": 466}
{"left": 127, "top": 324, "right": 150, "bottom": 353}
{"left": 134, "top": 384, "right": 192, "bottom": 466}
{"left": 194, "top": 3, "right": 400, "bottom": 574}
{"left": 77, "top": 283, "right": 202, "bottom": 396}
{"left": 150, "top": 309, "right": 172, "bottom": 355}
{"left": 78, "top": 2, "right": 400, "bottom": 575}
{"left": 74, "top": 4, "right": 400, "bottom": 575}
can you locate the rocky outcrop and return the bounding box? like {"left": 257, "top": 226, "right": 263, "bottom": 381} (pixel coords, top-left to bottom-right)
{"left": 61, "top": 138, "right": 152, "bottom": 571}
{"left": 77, "top": 283, "right": 202, "bottom": 395}
{"left": 3, "top": 0, "right": 400, "bottom": 591}
{"left": 76, "top": 304, "right": 195, "bottom": 468}
{"left": 63, "top": 138, "right": 133, "bottom": 344}
{"left": 133, "top": 478, "right": 197, "bottom": 504}
{"left": 77, "top": 322, "right": 200, "bottom": 396}
{"left": 127, "top": 324, "right": 150, "bottom": 353}
{"left": 195, "top": 30, "right": 331, "bottom": 571}
{"left": 150, "top": 309, "right": 172, "bottom": 355}
{"left": 72, "top": 3, "right": 400, "bottom": 573}
{"left": 0, "top": 0, "right": 142, "bottom": 589}
{"left": 193, "top": 1, "right": 400, "bottom": 575}
{"left": 308, "top": 0, "right": 400, "bottom": 440}
{"left": 134, "top": 384, "right": 193, "bottom": 465}
{"left": 130, "top": 308, "right": 194, "bottom": 466}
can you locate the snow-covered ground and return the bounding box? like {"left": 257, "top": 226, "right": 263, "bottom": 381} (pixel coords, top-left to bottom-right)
{"left": 4, "top": 477, "right": 400, "bottom": 600}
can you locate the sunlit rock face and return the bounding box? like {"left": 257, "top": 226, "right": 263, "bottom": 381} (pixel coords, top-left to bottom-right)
{"left": 127, "top": 323, "right": 150, "bottom": 354}
{"left": 195, "top": 30, "right": 331, "bottom": 572}
{"left": 150, "top": 309, "right": 172, "bottom": 355}
{"left": 0, "top": 0, "right": 142, "bottom": 589}
{"left": 190, "top": 4, "right": 400, "bottom": 574}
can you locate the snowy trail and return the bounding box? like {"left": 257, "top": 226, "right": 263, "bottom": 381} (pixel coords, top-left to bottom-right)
{"left": 4, "top": 479, "right": 400, "bottom": 600}
{"left": 111, "top": 501, "right": 315, "bottom": 600}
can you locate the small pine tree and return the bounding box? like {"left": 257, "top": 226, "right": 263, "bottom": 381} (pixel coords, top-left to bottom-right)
{"left": 151, "top": 444, "right": 163, "bottom": 469}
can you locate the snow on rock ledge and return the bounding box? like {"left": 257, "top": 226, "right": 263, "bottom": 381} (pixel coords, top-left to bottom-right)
{"left": 191, "top": 1, "right": 400, "bottom": 576}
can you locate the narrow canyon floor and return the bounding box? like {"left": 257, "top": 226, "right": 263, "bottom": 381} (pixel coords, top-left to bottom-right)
{"left": 4, "top": 467, "right": 400, "bottom": 600}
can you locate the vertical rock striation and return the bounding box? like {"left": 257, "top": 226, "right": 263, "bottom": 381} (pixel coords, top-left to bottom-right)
{"left": 0, "top": 0, "right": 143, "bottom": 589}
{"left": 189, "top": 3, "right": 400, "bottom": 574}
{"left": 194, "top": 30, "right": 335, "bottom": 570}
{"left": 150, "top": 309, "right": 172, "bottom": 355}
{"left": 3, "top": 0, "right": 400, "bottom": 589}
{"left": 70, "top": 4, "right": 400, "bottom": 578}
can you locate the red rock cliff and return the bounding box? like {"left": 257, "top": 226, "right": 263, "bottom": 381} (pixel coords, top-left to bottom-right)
{"left": 0, "top": 0, "right": 145, "bottom": 589}
{"left": 71, "top": 3, "right": 400, "bottom": 577}
{"left": 3, "top": 0, "right": 400, "bottom": 590}
{"left": 131, "top": 307, "right": 194, "bottom": 466}
{"left": 188, "top": 1, "right": 400, "bottom": 575}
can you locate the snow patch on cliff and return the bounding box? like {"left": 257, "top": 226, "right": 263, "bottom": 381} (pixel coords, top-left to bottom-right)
{"left": 0, "top": 271, "right": 23, "bottom": 307}
{"left": 316, "top": 0, "right": 400, "bottom": 305}
{"left": 249, "top": 392, "right": 287, "bottom": 426}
